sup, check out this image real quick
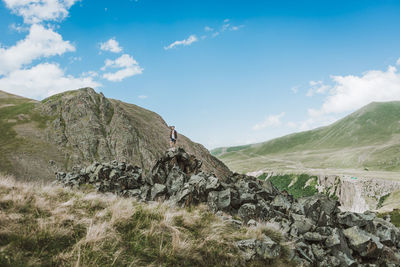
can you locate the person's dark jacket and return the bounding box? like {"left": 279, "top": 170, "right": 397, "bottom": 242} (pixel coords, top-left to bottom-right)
{"left": 170, "top": 130, "right": 178, "bottom": 139}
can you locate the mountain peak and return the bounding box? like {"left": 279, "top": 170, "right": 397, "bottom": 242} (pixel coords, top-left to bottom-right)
{"left": 0, "top": 89, "right": 231, "bottom": 181}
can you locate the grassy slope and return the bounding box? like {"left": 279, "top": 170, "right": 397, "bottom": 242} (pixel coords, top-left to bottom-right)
{"left": 212, "top": 101, "right": 400, "bottom": 173}
{"left": 0, "top": 92, "right": 62, "bottom": 180}
{"left": 0, "top": 174, "right": 293, "bottom": 267}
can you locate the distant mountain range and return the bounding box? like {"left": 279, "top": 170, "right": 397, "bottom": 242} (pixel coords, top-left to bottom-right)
{"left": 212, "top": 101, "right": 400, "bottom": 174}
{"left": 0, "top": 88, "right": 230, "bottom": 181}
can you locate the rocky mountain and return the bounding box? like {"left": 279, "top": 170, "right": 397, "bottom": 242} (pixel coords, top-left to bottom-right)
{"left": 0, "top": 88, "right": 230, "bottom": 181}
{"left": 212, "top": 101, "right": 400, "bottom": 173}
{"left": 56, "top": 148, "right": 400, "bottom": 266}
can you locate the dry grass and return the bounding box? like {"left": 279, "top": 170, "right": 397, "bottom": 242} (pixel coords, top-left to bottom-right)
{"left": 0, "top": 174, "right": 293, "bottom": 266}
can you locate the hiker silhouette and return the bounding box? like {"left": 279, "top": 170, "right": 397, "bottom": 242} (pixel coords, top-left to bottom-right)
{"left": 169, "top": 126, "right": 178, "bottom": 149}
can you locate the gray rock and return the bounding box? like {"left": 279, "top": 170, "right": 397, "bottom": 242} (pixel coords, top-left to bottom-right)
{"left": 236, "top": 238, "right": 257, "bottom": 261}
{"left": 206, "top": 176, "right": 220, "bottom": 191}
{"left": 304, "top": 232, "right": 327, "bottom": 242}
{"left": 311, "top": 244, "right": 326, "bottom": 261}
{"left": 373, "top": 217, "right": 399, "bottom": 246}
{"left": 343, "top": 226, "right": 383, "bottom": 258}
{"left": 291, "top": 214, "right": 313, "bottom": 234}
{"left": 238, "top": 203, "right": 257, "bottom": 222}
{"left": 151, "top": 183, "right": 167, "bottom": 200}
{"left": 255, "top": 236, "right": 281, "bottom": 260}
{"left": 247, "top": 219, "right": 257, "bottom": 227}
{"left": 272, "top": 195, "right": 291, "bottom": 211}
{"left": 325, "top": 228, "right": 341, "bottom": 247}
{"left": 240, "top": 193, "right": 255, "bottom": 204}
{"left": 337, "top": 211, "right": 375, "bottom": 228}
{"left": 217, "top": 189, "right": 231, "bottom": 209}
{"left": 207, "top": 191, "right": 219, "bottom": 211}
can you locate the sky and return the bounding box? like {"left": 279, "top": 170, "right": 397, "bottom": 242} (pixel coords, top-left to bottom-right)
{"left": 1, "top": 0, "right": 400, "bottom": 149}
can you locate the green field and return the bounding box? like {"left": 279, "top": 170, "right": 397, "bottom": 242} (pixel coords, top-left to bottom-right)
{"left": 212, "top": 101, "right": 400, "bottom": 175}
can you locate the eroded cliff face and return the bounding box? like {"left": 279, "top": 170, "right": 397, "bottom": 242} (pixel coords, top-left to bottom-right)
{"left": 251, "top": 170, "right": 400, "bottom": 213}
{"left": 317, "top": 175, "right": 400, "bottom": 213}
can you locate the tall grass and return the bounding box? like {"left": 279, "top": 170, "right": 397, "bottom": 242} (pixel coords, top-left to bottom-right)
{"left": 0, "top": 174, "right": 293, "bottom": 266}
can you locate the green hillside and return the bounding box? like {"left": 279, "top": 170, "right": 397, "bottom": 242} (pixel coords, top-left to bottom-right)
{"left": 212, "top": 101, "right": 400, "bottom": 173}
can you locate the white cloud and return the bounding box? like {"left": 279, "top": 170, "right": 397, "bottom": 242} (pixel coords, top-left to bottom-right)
{"left": 204, "top": 26, "right": 213, "bottom": 32}
{"left": 253, "top": 112, "right": 285, "bottom": 130}
{"left": 294, "top": 61, "right": 400, "bottom": 132}
{"left": 0, "top": 24, "right": 75, "bottom": 75}
{"left": 3, "top": 0, "right": 79, "bottom": 24}
{"left": 9, "top": 23, "right": 28, "bottom": 32}
{"left": 396, "top": 58, "right": 400, "bottom": 66}
{"left": 287, "top": 121, "right": 297, "bottom": 128}
{"left": 164, "top": 35, "right": 198, "bottom": 50}
{"left": 291, "top": 86, "right": 299, "bottom": 94}
{"left": 138, "top": 95, "right": 147, "bottom": 99}
{"left": 306, "top": 80, "right": 330, "bottom": 97}
{"left": 100, "top": 38, "right": 123, "bottom": 53}
{"left": 0, "top": 63, "right": 100, "bottom": 99}
{"left": 314, "top": 65, "right": 400, "bottom": 116}
{"left": 210, "top": 19, "right": 243, "bottom": 38}
{"left": 101, "top": 54, "right": 143, "bottom": 82}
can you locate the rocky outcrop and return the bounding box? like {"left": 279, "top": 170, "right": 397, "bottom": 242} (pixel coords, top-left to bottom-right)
{"left": 56, "top": 148, "right": 400, "bottom": 266}
{"left": 1, "top": 87, "right": 230, "bottom": 180}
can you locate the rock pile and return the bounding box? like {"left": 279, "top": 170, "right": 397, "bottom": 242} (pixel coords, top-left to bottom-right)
{"left": 56, "top": 148, "right": 400, "bottom": 266}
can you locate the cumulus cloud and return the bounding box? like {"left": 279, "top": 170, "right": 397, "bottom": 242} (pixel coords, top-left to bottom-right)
{"left": 397, "top": 58, "right": 400, "bottom": 66}
{"left": 291, "top": 86, "right": 299, "bottom": 94}
{"left": 100, "top": 38, "right": 123, "bottom": 53}
{"left": 204, "top": 26, "right": 213, "bottom": 32}
{"left": 306, "top": 80, "right": 330, "bottom": 97}
{"left": 253, "top": 112, "right": 285, "bottom": 130}
{"left": 101, "top": 54, "right": 143, "bottom": 82}
{"left": 0, "top": 63, "right": 100, "bottom": 99}
{"left": 313, "top": 65, "right": 400, "bottom": 116}
{"left": 138, "top": 95, "right": 147, "bottom": 99}
{"left": 164, "top": 35, "right": 198, "bottom": 50}
{"left": 0, "top": 24, "right": 75, "bottom": 75}
{"left": 3, "top": 0, "right": 79, "bottom": 24}
{"left": 293, "top": 62, "right": 400, "bottom": 132}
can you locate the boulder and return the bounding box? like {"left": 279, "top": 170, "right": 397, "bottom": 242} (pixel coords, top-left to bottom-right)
{"left": 217, "top": 189, "right": 231, "bottom": 209}
{"left": 255, "top": 236, "right": 281, "bottom": 260}
{"left": 291, "top": 214, "right": 313, "bottom": 234}
{"left": 372, "top": 217, "right": 400, "bottom": 246}
{"left": 304, "top": 232, "right": 327, "bottom": 242}
{"left": 238, "top": 203, "right": 257, "bottom": 222}
{"left": 151, "top": 183, "right": 166, "bottom": 200}
{"left": 205, "top": 175, "right": 220, "bottom": 191}
{"left": 272, "top": 195, "right": 291, "bottom": 211}
{"left": 337, "top": 211, "right": 375, "bottom": 228}
{"left": 343, "top": 226, "right": 383, "bottom": 258}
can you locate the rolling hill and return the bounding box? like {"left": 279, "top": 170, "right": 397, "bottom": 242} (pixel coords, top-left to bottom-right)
{"left": 211, "top": 101, "right": 400, "bottom": 174}
{"left": 0, "top": 88, "right": 230, "bottom": 181}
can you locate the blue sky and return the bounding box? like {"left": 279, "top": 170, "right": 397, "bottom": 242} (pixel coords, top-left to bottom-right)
{"left": 1, "top": 0, "right": 400, "bottom": 149}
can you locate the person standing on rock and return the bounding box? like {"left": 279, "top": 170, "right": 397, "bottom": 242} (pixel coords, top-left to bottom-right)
{"left": 169, "top": 126, "right": 178, "bottom": 149}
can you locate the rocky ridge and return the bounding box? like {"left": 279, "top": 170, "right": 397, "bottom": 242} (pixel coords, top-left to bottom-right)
{"left": 0, "top": 88, "right": 230, "bottom": 180}
{"left": 56, "top": 148, "right": 400, "bottom": 266}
